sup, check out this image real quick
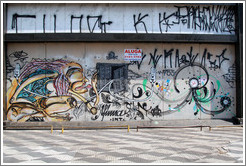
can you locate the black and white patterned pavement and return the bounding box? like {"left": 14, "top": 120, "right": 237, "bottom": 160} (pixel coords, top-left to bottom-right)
{"left": 2, "top": 127, "right": 244, "bottom": 164}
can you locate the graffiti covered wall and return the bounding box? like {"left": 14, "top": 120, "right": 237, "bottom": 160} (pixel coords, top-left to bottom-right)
{"left": 7, "top": 3, "right": 235, "bottom": 34}
{"left": 5, "top": 43, "right": 236, "bottom": 122}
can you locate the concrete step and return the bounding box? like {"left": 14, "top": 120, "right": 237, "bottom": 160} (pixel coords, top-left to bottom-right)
{"left": 3, "top": 118, "right": 243, "bottom": 130}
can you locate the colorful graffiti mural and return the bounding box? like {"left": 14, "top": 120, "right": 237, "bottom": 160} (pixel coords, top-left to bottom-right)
{"left": 6, "top": 45, "right": 236, "bottom": 122}
{"left": 7, "top": 59, "right": 99, "bottom": 122}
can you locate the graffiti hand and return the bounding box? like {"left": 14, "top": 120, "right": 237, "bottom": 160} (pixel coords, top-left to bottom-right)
{"left": 91, "top": 71, "right": 98, "bottom": 86}
{"left": 91, "top": 71, "right": 99, "bottom": 106}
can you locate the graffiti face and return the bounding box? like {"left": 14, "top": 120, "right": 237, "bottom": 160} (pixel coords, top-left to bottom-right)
{"left": 66, "top": 67, "right": 90, "bottom": 94}
{"left": 7, "top": 59, "right": 99, "bottom": 122}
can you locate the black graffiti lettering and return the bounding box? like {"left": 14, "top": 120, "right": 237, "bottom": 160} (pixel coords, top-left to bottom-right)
{"left": 9, "top": 4, "right": 235, "bottom": 34}
{"left": 54, "top": 15, "right": 56, "bottom": 33}
{"left": 103, "top": 110, "right": 121, "bottom": 116}
{"left": 174, "top": 6, "right": 191, "bottom": 28}
{"left": 99, "top": 104, "right": 111, "bottom": 121}
{"left": 149, "top": 49, "right": 162, "bottom": 68}
{"left": 175, "top": 49, "right": 181, "bottom": 68}
{"left": 99, "top": 104, "right": 126, "bottom": 121}
{"left": 200, "top": 48, "right": 208, "bottom": 67}
{"left": 163, "top": 69, "right": 175, "bottom": 76}
{"left": 191, "top": 6, "right": 201, "bottom": 30}
{"left": 110, "top": 117, "right": 125, "bottom": 121}
{"left": 187, "top": 47, "right": 199, "bottom": 65}
{"left": 212, "top": 5, "right": 235, "bottom": 33}
{"left": 133, "top": 13, "right": 149, "bottom": 33}
{"left": 159, "top": 12, "right": 175, "bottom": 33}
{"left": 199, "top": 7, "right": 209, "bottom": 31}
{"left": 87, "top": 15, "right": 113, "bottom": 33}
{"left": 11, "top": 13, "right": 36, "bottom": 33}
{"left": 208, "top": 6, "right": 218, "bottom": 32}
{"left": 157, "top": 69, "right": 175, "bottom": 76}
{"left": 163, "top": 70, "right": 170, "bottom": 76}
{"left": 175, "top": 53, "right": 189, "bottom": 67}
{"left": 164, "top": 49, "right": 174, "bottom": 68}
{"left": 159, "top": 5, "right": 235, "bottom": 33}
{"left": 127, "top": 48, "right": 229, "bottom": 70}
{"left": 129, "top": 54, "right": 146, "bottom": 70}
{"left": 206, "top": 49, "right": 229, "bottom": 70}
{"left": 71, "top": 15, "right": 83, "bottom": 33}
{"left": 102, "top": 110, "right": 125, "bottom": 119}
{"left": 207, "top": 52, "right": 213, "bottom": 60}
{"left": 125, "top": 102, "right": 144, "bottom": 120}
{"left": 207, "top": 52, "right": 217, "bottom": 70}
{"left": 43, "top": 14, "right": 46, "bottom": 33}
{"left": 133, "top": 87, "right": 143, "bottom": 99}
{"left": 137, "top": 102, "right": 152, "bottom": 116}
{"left": 223, "top": 63, "right": 236, "bottom": 88}
{"left": 181, "top": 55, "right": 188, "bottom": 64}
{"left": 216, "top": 48, "right": 229, "bottom": 68}
{"left": 209, "top": 60, "right": 218, "bottom": 70}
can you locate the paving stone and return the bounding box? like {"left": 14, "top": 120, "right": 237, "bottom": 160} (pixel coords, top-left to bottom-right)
{"left": 2, "top": 127, "right": 243, "bottom": 164}
{"left": 3, "top": 157, "right": 26, "bottom": 163}
{"left": 120, "top": 156, "right": 155, "bottom": 163}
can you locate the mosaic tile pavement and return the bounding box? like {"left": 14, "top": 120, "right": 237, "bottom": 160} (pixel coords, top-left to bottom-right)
{"left": 2, "top": 127, "right": 244, "bottom": 164}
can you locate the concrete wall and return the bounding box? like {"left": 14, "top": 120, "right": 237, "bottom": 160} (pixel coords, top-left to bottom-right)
{"left": 7, "top": 3, "right": 235, "bottom": 34}
{"left": 5, "top": 43, "right": 236, "bottom": 122}
{"left": 4, "top": 3, "right": 237, "bottom": 122}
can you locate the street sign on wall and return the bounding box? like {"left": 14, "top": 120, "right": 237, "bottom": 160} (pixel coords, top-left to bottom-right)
{"left": 124, "top": 49, "right": 142, "bottom": 61}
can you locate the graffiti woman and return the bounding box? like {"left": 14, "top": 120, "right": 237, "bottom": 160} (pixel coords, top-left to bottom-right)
{"left": 7, "top": 59, "right": 99, "bottom": 122}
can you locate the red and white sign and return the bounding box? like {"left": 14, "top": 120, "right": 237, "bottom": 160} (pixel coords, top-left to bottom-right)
{"left": 124, "top": 49, "right": 142, "bottom": 61}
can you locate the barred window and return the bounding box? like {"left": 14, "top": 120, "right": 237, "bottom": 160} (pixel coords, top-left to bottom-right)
{"left": 96, "top": 63, "right": 128, "bottom": 93}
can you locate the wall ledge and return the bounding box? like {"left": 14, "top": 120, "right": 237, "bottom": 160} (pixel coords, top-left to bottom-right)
{"left": 5, "top": 33, "right": 237, "bottom": 43}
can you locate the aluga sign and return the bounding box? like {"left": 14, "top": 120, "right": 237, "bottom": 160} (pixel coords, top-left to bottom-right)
{"left": 124, "top": 49, "right": 142, "bottom": 61}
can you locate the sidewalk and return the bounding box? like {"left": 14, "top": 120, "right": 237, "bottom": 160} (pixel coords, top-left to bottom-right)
{"left": 2, "top": 125, "right": 244, "bottom": 164}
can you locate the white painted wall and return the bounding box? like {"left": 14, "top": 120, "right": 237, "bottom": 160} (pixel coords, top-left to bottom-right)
{"left": 7, "top": 3, "right": 236, "bottom": 34}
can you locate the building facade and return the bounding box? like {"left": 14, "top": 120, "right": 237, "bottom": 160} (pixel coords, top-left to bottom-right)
{"left": 2, "top": 3, "right": 243, "bottom": 124}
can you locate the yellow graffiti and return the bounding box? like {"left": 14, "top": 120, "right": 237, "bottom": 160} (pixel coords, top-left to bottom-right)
{"left": 7, "top": 59, "right": 100, "bottom": 122}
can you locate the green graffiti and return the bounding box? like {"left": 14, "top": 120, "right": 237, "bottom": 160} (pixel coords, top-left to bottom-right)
{"left": 216, "top": 80, "right": 221, "bottom": 93}
{"left": 198, "top": 74, "right": 224, "bottom": 94}
{"left": 143, "top": 79, "right": 148, "bottom": 92}
{"left": 195, "top": 89, "right": 211, "bottom": 103}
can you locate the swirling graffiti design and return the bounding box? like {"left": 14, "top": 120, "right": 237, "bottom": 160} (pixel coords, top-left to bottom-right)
{"left": 169, "top": 62, "right": 231, "bottom": 116}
